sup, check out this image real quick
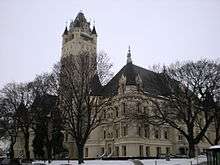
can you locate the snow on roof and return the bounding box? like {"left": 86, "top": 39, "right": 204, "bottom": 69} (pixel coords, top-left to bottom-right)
{"left": 209, "top": 145, "right": 220, "bottom": 149}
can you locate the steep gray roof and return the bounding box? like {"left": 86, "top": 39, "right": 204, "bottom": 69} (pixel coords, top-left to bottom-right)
{"left": 99, "top": 63, "right": 171, "bottom": 96}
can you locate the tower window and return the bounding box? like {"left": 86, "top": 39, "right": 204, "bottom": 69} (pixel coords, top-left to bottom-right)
{"left": 122, "top": 126, "right": 128, "bottom": 136}
{"left": 115, "top": 107, "right": 119, "bottom": 117}
{"left": 65, "top": 132, "right": 68, "bottom": 142}
{"left": 122, "top": 103, "right": 126, "bottom": 114}
{"left": 137, "top": 103, "right": 141, "bottom": 113}
{"left": 178, "top": 133, "right": 183, "bottom": 141}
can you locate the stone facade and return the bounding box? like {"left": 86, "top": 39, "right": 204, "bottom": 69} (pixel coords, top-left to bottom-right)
{"left": 61, "top": 12, "right": 97, "bottom": 59}
{"left": 83, "top": 88, "right": 213, "bottom": 158}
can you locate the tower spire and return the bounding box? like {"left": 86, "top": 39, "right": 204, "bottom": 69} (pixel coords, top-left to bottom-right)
{"left": 62, "top": 26, "right": 68, "bottom": 36}
{"left": 127, "top": 46, "right": 132, "bottom": 64}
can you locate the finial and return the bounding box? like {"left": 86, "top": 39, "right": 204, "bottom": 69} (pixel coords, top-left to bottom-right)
{"left": 65, "top": 21, "right": 68, "bottom": 27}
{"left": 127, "top": 46, "right": 132, "bottom": 64}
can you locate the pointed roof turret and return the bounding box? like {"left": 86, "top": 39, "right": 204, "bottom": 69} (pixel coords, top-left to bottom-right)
{"left": 92, "top": 26, "right": 97, "bottom": 35}
{"left": 62, "top": 26, "right": 68, "bottom": 36}
{"left": 127, "top": 46, "right": 132, "bottom": 64}
{"left": 72, "top": 11, "right": 87, "bottom": 28}
{"left": 69, "top": 11, "right": 91, "bottom": 33}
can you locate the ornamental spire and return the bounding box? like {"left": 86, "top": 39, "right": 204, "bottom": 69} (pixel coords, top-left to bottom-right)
{"left": 127, "top": 46, "right": 132, "bottom": 64}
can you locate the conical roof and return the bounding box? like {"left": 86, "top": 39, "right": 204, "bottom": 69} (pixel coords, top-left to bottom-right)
{"left": 62, "top": 26, "right": 68, "bottom": 35}
{"left": 92, "top": 26, "right": 97, "bottom": 35}
{"left": 72, "top": 12, "right": 87, "bottom": 28}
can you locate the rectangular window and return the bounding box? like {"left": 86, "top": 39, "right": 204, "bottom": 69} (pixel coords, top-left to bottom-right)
{"left": 164, "top": 130, "right": 168, "bottom": 139}
{"left": 178, "top": 134, "right": 183, "bottom": 141}
{"left": 137, "top": 103, "right": 141, "bottom": 113}
{"left": 103, "top": 110, "right": 106, "bottom": 119}
{"left": 139, "top": 145, "right": 143, "bottom": 157}
{"left": 155, "top": 130, "right": 159, "bottom": 139}
{"left": 104, "top": 130, "right": 106, "bottom": 139}
{"left": 65, "top": 132, "right": 68, "bottom": 142}
{"left": 85, "top": 148, "right": 88, "bottom": 157}
{"left": 122, "top": 146, "right": 126, "bottom": 156}
{"left": 108, "top": 144, "right": 112, "bottom": 155}
{"left": 123, "top": 126, "right": 128, "bottom": 136}
{"left": 115, "top": 146, "right": 119, "bottom": 156}
{"left": 101, "top": 147, "right": 104, "bottom": 154}
{"left": 166, "top": 147, "right": 170, "bottom": 154}
{"left": 156, "top": 147, "right": 161, "bottom": 157}
{"left": 116, "top": 107, "right": 119, "bottom": 117}
{"left": 144, "top": 126, "right": 150, "bottom": 138}
{"left": 146, "top": 146, "right": 150, "bottom": 157}
{"left": 122, "top": 103, "right": 126, "bottom": 114}
{"left": 115, "top": 129, "right": 119, "bottom": 138}
{"left": 138, "top": 127, "right": 142, "bottom": 136}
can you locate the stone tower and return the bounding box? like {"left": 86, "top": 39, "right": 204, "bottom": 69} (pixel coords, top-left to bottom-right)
{"left": 61, "top": 12, "right": 97, "bottom": 59}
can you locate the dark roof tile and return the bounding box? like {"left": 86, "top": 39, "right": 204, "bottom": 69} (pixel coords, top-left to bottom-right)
{"left": 99, "top": 63, "right": 171, "bottom": 96}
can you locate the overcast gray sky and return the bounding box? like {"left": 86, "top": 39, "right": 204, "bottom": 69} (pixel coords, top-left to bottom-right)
{"left": 0, "top": 0, "right": 220, "bottom": 88}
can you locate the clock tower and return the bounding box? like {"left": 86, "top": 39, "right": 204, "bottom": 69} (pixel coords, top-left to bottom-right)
{"left": 61, "top": 12, "right": 97, "bottom": 59}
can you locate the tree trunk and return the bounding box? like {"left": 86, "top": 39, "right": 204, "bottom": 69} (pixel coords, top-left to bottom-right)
{"left": 77, "top": 144, "right": 84, "bottom": 164}
{"left": 46, "top": 140, "right": 52, "bottom": 161}
{"left": 9, "top": 143, "right": 14, "bottom": 159}
{"left": 9, "top": 135, "right": 16, "bottom": 159}
{"left": 188, "top": 142, "right": 195, "bottom": 158}
{"left": 24, "top": 131, "right": 30, "bottom": 160}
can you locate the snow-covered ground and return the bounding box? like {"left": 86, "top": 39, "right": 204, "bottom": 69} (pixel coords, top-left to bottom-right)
{"left": 0, "top": 139, "right": 9, "bottom": 153}
{"left": 32, "top": 157, "right": 207, "bottom": 165}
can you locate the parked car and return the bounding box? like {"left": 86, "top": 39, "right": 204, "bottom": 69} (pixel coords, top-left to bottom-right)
{"left": 1, "top": 158, "right": 20, "bottom": 165}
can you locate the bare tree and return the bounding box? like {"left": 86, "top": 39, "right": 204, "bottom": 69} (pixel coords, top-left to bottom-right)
{"left": 59, "top": 51, "right": 112, "bottom": 164}
{"left": 155, "top": 59, "right": 219, "bottom": 158}
{"left": 29, "top": 65, "right": 59, "bottom": 97}
{"left": 97, "top": 51, "right": 113, "bottom": 85}
{"left": 130, "top": 59, "right": 219, "bottom": 158}
{"left": 1, "top": 83, "right": 31, "bottom": 159}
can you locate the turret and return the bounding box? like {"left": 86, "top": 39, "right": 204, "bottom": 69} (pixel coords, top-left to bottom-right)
{"left": 118, "top": 47, "right": 143, "bottom": 94}
{"left": 127, "top": 46, "right": 132, "bottom": 64}
{"left": 69, "top": 12, "right": 91, "bottom": 34}
{"left": 92, "top": 26, "right": 97, "bottom": 35}
{"left": 91, "top": 25, "right": 97, "bottom": 45}
{"left": 62, "top": 26, "right": 69, "bottom": 45}
{"left": 61, "top": 11, "right": 97, "bottom": 58}
{"left": 135, "top": 73, "right": 143, "bottom": 92}
{"left": 118, "top": 74, "right": 127, "bottom": 94}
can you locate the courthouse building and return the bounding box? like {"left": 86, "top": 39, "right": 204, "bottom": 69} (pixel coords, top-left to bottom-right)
{"left": 14, "top": 12, "right": 214, "bottom": 159}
